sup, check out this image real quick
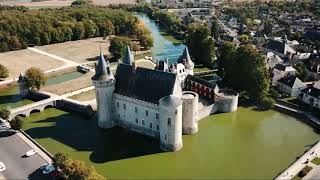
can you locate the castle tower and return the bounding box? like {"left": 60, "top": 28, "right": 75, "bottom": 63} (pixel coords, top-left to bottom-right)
{"left": 18, "top": 73, "right": 28, "bottom": 97}
{"left": 92, "top": 51, "right": 115, "bottom": 129}
{"left": 159, "top": 95, "right": 183, "bottom": 152}
{"left": 123, "top": 45, "right": 134, "bottom": 65}
{"left": 181, "top": 91, "right": 198, "bottom": 135}
{"left": 179, "top": 46, "right": 194, "bottom": 75}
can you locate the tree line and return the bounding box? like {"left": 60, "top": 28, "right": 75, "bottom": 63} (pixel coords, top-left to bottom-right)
{"left": 0, "top": 5, "right": 152, "bottom": 52}
{"left": 218, "top": 42, "right": 274, "bottom": 109}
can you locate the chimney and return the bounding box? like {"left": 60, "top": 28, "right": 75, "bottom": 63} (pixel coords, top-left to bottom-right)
{"left": 132, "top": 62, "right": 137, "bottom": 74}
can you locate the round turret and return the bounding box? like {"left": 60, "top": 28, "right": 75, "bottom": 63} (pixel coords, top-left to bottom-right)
{"left": 181, "top": 91, "right": 198, "bottom": 135}
{"left": 158, "top": 95, "right": 183, "bottom": 152}
{"left": 92, "top": 51, "right": 115, "bottom": 129}
{"left": 214, "top": 89, "right": 238, "bottom": 112}
{"left": 18, "top": 73, "right": 28, "bottom": 97}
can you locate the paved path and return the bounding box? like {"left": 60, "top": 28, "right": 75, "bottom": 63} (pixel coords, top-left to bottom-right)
{"left": 276, "top": 141, "right": 320, "bottom": 179}
{"left": 28, "top": 47, "right": 78, "bottom": 66}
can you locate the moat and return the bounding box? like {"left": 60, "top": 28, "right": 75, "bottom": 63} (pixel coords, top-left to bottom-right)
{"left": 0, "top": 14, "right": 319, "bottom": 179}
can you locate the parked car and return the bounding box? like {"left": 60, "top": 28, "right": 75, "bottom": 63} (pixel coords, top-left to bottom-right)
{"left": 26, "top": 150, "right": 37, "bottom": 157}
{"left": 0, "top": 162, "right": 6, "bottom": 172}
{"left": 42, "top": 164, "right": 55, "bottom": 174}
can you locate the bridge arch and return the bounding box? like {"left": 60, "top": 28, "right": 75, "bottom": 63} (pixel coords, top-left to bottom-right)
{"left": 30, "top": 109, "right": 41, "bottom": 114}
{"left": 44, "top": 104, "right": 54, "bottom": 110}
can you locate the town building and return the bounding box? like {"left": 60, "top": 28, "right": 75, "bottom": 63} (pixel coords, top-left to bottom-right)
{"left": 300, "top": 82, "right": 320, "bottom": 110}
{"left": 277, "top": 76, "right": 306, "bottom": 97}
{"left": 92, "top": 46, "right": 238, "bottom": 152}
{"left": 271, "top": 64, "right": 296, "bottom": 86}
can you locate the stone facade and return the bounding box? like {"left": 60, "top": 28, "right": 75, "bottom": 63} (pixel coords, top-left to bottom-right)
{"left": 93, "top": 47, "right": 239, "bottom": 152}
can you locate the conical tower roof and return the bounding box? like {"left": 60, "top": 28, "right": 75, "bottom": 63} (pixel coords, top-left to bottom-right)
{"left": 92, "top": 51, "right": 114, "bottom": 81}
{"left": 123, "top": 45, "right": 134, "bottom": 65}
{"left": 178, "top": 46, "right": 194, "bottom": 68}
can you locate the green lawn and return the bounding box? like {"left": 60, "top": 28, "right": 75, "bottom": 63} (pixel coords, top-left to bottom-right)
{"left": 311, "top": 157, "right": 320, "bottom": 165}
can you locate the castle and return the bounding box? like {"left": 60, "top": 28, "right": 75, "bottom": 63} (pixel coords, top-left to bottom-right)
{"left": 92, "top": 46, "right": 238, "bottom": 152}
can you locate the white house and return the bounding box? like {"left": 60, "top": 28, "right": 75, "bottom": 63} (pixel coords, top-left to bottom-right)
{"left": 277, "top": 76, "right": 306, "bottom": 97}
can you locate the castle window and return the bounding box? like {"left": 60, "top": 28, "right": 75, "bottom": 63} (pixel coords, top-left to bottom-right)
{"left": 150, "top": 123, "right": 152, "bottom": 129}
{"left": 118, "top": 114, "right": 120, "bottom": 119}
{"left": 168, "top": 118, "right": 171, "bottom": 126}
{"left": 165, "top": 134, "right": 167, "bottom": 140}
{"left": 156, "top": 113, "right": 159, "bottom": 120}
{"left": 106, "top": 93, "right": 107, "bottom": 96}
{"left": 135, "top": 107, "right": 138, "bottom": 113}
{"left": 117, "top": 102, "right": 119, "bottom": 108}
{"left": 179, "top": 70, "right": 182, "bottom": 73}
{"left": 146, "top": 110, "right": 148, "bottom": 116}
{"left": 142, "top": 120, "right": 145, "bottom": 125}
{"left": 183, "top": 69, "right": 185, "bottom": 72}
{"left": 136, "top": 118, "right": 138, "bottom": 123}
{"left": 175, "top": 109, "right": 177, "bottom": 114}
{"left": 123, "top": 104, "right": 126, "bottom": 110}
{"left": 156, "top": 125, "right": 159, "bottom": 130}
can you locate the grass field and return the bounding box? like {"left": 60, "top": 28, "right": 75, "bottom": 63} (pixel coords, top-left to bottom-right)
{"left": 0, "top": 49, "right": 64, "bottom": 79}
{"left": 69, "top": 89, "right": 95, "bottom": 101}
{"left": 42, "top": 72, "right": 93, "bottom": 95}
{"left": 36, "top": 37, "right": 110, "bottom": 63}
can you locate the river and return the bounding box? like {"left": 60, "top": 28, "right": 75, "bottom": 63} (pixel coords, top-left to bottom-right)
{"left": 136, "top": 14, "right": 186, "bottom": 64}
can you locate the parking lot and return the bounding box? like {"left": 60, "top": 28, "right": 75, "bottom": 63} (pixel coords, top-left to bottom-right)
{"left": 0, "top": 122, "right": 49, "bottom": 179}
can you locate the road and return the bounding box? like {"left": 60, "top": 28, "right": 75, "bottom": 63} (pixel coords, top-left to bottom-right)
{"left": 0, "top": 122, "right": 48, "bottom": 179}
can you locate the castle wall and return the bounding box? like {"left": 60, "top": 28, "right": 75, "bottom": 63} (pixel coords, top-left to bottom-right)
{"left": 214, "top": 89, "right": 238, "bottom": 112}
{"left": 113, "top": 94, "right": 161, "bottom": 139}
{"left": 197, "top": 103, "right": 218, "bottom": 121}
{"left": 181, "top": 91, "right": 198, "bottom": 134}
{"left": 159, "top": 101, "right": 183, "bottom": 152}
{"left": 93, "top": 79, "right": 115, "bottom": 129}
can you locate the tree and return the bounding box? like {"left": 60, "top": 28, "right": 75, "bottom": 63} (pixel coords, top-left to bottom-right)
{"left": 25, "top": 67, "right": 46, "bottom": 91}
{"left": 0, "top": 109, "right": 10, "bottom": 120}
{"left": 10, "top": 116, "right": 23, "bottom": 130}
{"left": 104, "top": 20, "right": 115, "bottom": 36}
{"left": 219, "top": 44, "right": 270, "bottom": 101}
{"left": 0, "top": 64, "right": 9, "bottom": 79}
{"left": 71, "top": 0, "right": 92, "bottom": 7}
{"left": 239, "top": 35, "right": 249, "bottom": 43}
{"left": 294, "top": 63, "right": 308, "bottom": 81}
{"left": 53, "top": 152, "right": 104, "bottom": 179}
{"left": 139, "top": 34, "right": 153, "bottom": 49}
{"left": 258, "top": 97, "right": 275, "bottom": 110}
{"left": 211, "top": 17, "right": 219, "bottom": 40}
{"left": 263, "top": 19, "right": 273, "bottom": 36}
{"left": 187, "top": 23, "right": 215, "bottom": 67}
{"left": 109, "top": 37, "right": 128, "bottom": 62}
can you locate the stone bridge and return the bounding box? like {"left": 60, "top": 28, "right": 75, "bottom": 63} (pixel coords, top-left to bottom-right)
{"left": 9, "top": 98, "right": 58, "bottom": 120}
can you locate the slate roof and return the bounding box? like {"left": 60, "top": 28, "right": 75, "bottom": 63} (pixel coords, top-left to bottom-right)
{"left": 159, "top": 95, "right": 183, "bottom": 107}
{"left": 123, "top": 45, "right": 134, "bottom": 65}
{"left": 262, "top": 40, "right": 286, "bottom": 54}
{"left": 155, "top": 60, "right": 169, "bottom": 72}
{"left": 186, "top": 74, "right": 216, "bottom": 88}
{"left": 302, "top": 86, "right": 320, "bottom": 98}
{"left": 114, "top": 64, "right": 178, "bottom": 104}
{"left": 178, "top": 46, "right": 194, "bottom": 68}
{"left": 278, "top": 76, "right": 296, "bottom": 87}
{"left": 92, "top": 52, "right": 114, "bottom": 81}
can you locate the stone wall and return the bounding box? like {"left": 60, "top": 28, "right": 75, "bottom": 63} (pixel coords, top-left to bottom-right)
{"left": 197, "top": 103, "right": 217, "bottom": 121}
{"left": 114, "top": 93, "right": 161, "bottom": 138}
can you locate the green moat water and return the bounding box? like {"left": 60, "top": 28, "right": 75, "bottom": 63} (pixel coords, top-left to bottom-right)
{"left": 21, "top": 107, "right": 319, "bottom": 179}
{"left": 0, "top": 71, "right": 83, "bottom": 109}
{"left": 0, "top": 15, "right": 319, "bottom": 179}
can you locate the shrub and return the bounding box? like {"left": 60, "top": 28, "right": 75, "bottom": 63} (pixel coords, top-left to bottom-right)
{"left": 311, "top": 157, "right": 320, "bottom": 165}
{"left": 0, "top": 109, "right": 10, "bottom": 120}
{"left": 258, "top": 97, "right": 275, "bottom": 110}
{"left": 10, "top": 116, "right": 23, "bottom": 130}
{"left": 0, "top": 64, "right": 9, "bottom": 79}
{"left": 298, "top": 165, "right": 313, "bottom": 178}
